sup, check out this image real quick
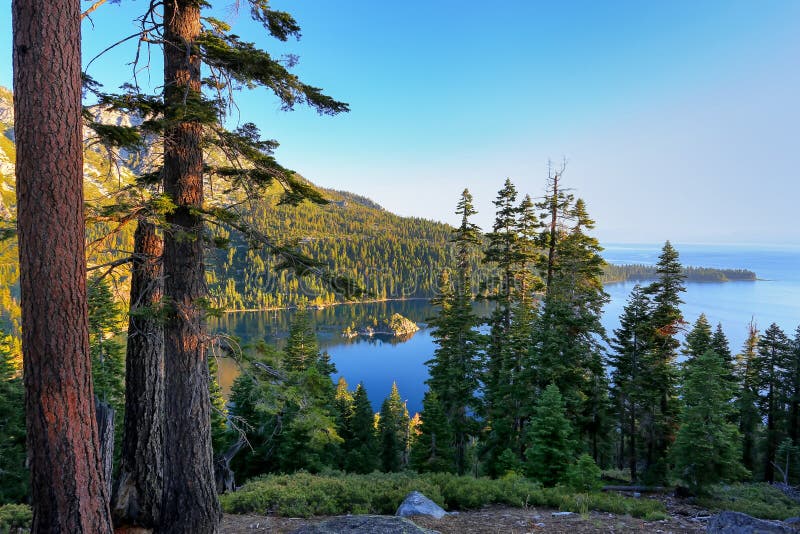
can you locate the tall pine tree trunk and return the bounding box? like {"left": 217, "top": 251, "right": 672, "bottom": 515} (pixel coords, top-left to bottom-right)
{"left": 159, "top": 1, "right": 221, "bottom": 531}
{"left": 113, "top": 219, "right": 164, "bottom": 528}
{"left": 12, "top": 0, "right": 113, "bottom": 530}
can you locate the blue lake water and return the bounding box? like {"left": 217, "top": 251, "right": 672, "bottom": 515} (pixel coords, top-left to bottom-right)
{"left": 213, "top": 243, "right": 800, "bottom": 414}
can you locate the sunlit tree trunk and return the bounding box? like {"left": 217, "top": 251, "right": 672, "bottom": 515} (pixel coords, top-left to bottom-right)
{"left": 12, "top": 0, "right": 113, "bottom": 530}
{"left": 159, "top": 1, "right": 221, "bottom": 531}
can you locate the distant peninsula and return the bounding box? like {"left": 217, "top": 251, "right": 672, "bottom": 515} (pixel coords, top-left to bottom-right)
{"left": 342, "top": 313, "right": 420, "bottom": 339}
{"left": 602, "top": 264, "right": 757, "bottom": 284}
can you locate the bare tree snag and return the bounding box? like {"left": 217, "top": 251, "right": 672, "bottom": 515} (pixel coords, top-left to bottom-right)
{"left": 12, "top": 0, "right": 113, "bottom": 531}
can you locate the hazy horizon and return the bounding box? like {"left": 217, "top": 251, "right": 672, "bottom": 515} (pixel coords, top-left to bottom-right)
{"left": 1, "top": 0, "right": 798, "bottom": 244}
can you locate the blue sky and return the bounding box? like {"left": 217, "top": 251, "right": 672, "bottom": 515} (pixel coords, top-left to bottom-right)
{"left": 2, "top": 1, "right": 799, "bottom": 243}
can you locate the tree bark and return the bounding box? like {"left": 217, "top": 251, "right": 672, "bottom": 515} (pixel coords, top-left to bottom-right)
{"left": 12, "top": 0, "right": 113, "bottom": 531}
{"left": 95, "top": 398, "right": 115, "bottom": 498}
{"left": 112, "top": 219, "right": 164, "bottom": 529}
{"left": 159, "top": 1, "right": 221, "bottom": 531}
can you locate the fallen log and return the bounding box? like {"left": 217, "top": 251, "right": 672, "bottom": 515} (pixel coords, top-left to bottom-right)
{"left": 601, "top": 485, "right": 667, "bottom": 493}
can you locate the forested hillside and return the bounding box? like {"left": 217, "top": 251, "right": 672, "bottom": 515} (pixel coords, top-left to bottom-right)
{"left": 0, "top": 88, "right": 758, "bottom": 326}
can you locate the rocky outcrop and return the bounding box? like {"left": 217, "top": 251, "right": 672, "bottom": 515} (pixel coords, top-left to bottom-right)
{"left": 396, "top": 491, "right": 448, "bottom": 519}
{"left": 706, "top": 511, "right": 799, "bottom": 533}
{"left": 289, "top": 515, "right": 439, "bottom": 534}
{"left": 343, "top": 313, "right": 419, "bottom": 339}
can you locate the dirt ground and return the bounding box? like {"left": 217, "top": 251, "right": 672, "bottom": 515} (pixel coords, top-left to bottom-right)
{"left": 221, "top": 499, "right": 711, "bottom": 533}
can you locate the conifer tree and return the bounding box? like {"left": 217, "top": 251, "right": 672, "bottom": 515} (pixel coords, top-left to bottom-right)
{"left": 711, "top": 323, "right": 736, "bottom": 384}
{"left": 609, "top": 284, "right": 651, "bottom": 482}
{"left": 87, "top": 276, "right": 126, "bottom": 410}
{"left": 683, "top": 314, "right": 713, "bottom": 361}
{"left": 736, "top": 321, "right": 761, "bottom": 475}
{"left": 378, "top": 382, "right": 410, "bottom": 472}
{"left": 531, "top": 198, "right": 609, "bottom": 459}
{"left": 788, "top": 327, "right": 800, "bottom": 447}
{"left": 0, "top": 331, "right": 26, "bottom": 504}
{"left": 524, "top": 384, "right": 575, "bottom": 486}
{"left": 755, "top": 323, "right": 791, "bottom": 482}
{"left": 113, "top": 220, "right": 164, "bottom": 528}
{"left": 411, "top": 391, "right": 455, "bottom": 473}
{"left": 286, "top": 309, "right": 320, "bottom": 372}
{"left": 672, "top": 349, "right": 746, "bottom": 492}
{"left": 425, "top": 189, "right": 483, "bottom": 474}
{"left": 13, "top": 0, "right": 113, "bottom": 527}
{"left": 482, "top": 180, "right": 543, "bottom": 474}
{"left": 640, "top": 241, "right": 685, "bottom": 483}
{"left": 345, "top": 383, "right": 379, "bottom": 474}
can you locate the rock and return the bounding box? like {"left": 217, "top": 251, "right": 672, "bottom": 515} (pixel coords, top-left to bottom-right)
{"left": 290, "top": 515, "right": 439, "bottom": 534}
{"left": 785, "top": 517, "right": 800, "bottom": 526}
{"left": 343, "top": 313, "right": 420, "bottom": 339}
{"left": 551, "top": 512, "right": 574, "bottom": 517}
{"left": 396, "top": 491, "right": 448, "bottom": 519}
{"left": 706, "top": 511, "right": 798, "bottom": 533}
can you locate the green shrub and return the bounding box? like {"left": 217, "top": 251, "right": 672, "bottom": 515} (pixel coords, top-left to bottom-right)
{"left": 696, "top": 483, "right": 800, "bottom": 520}
{"left": 0, "top": 503, "right": 32, "bottom": 533}
{"left": 221, "top": 471, "right": 666, "bottom": 520}
{"left": 563, "top": 454, "right": 603, "bottom": 492}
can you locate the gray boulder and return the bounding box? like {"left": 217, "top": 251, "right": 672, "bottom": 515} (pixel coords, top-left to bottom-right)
{"left": 289, "top": 515, "right": 439, "bottom": 534}
{"left": 707, "top": 511, "right": 798, "bottom": 533}
{"left": 396, "top": 491, "right": 448, "bottom": 519}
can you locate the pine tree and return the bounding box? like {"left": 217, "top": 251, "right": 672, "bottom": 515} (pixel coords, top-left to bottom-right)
{"left": 683, "top": 314, "right": 713, "bottom": 361}
{"left": 524, "top": 384, "right": 575, "bottom": 486}
{"left": 672, "top": 350, "right": 746, "bottom": 493}
{"left": 482, "top": 180, "right": 543, "bottom": 475}
{"left": 410, "top": 391, "right": 455, "bottom": 473}
{"left": 609, "top": 284, "right": 651, "bottom": 482}
{"left": 87, "top": 276, "right": 126, "bottom": 409}
{"left": 788, "top": 327, "right": 800, "bottom": 447}
{"left": 425, "top": 189, "right": 483, "bottom": 474}
{"left": 13, "top": 0, "right": 113, "bottom": 527}
{"left": 378, "top": 382, "right": 410, "bottom": 472}
{"left": 711, "top": 323, "right": 736, "bottom": 385}
{"left": 286, "top": 309, "right": 320, "bottom": 372}
{"left": 112, "top": 220, "right": 164, "bottom": 528}
{"left": 345, "top": 383, "right": 379, "bottom": 474}
{"left": 0, "top": 331, "right": 26, "bottom": 504}
{"left": 640, "top": 241, "right": 685, "bottom": 483}
{"left": 755, "top": 323, "right": 791, "bottom": 482}
{"left": 531, "top": 198, "right": 609, "bottom": 459}
{"left": 736, "top": 321, "right": 761, "bottom": 475}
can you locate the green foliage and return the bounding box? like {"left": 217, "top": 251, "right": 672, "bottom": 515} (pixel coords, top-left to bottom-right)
{"left": 602, "top": 264, "right": 756, "bottom": 284}
{"left": 343, "top": 383, "right": 379, "bottom": 474}
{"left": 228, "top": 334, "right": 342, "bottom": 478}
{"left": 220, "top": 471, "right": 666, "bottom": 519}
{"left": 696, "top": 483, "right": 800, "bottom": 520}
{"left": 639, "top": 241, "right": 685, "bottom": 484}
{"left": 410, "top": 391, "right": 455, "bottom": 473}
{"left": 378, "top": 383, "right": 410, "bottom": 473}
{"left": 524, "top": 384, "right": 576, "bottom": 486}
{"left": 87, "top": 275, "right": 125, "bottom": 408}
{"left": 563, "top": 454, "right": 603, "bottom": 492}
{"left": 0, "top": 332, "right": 26, "bottom": 504}
{"left": 672, "top": 350, "right": 747, "bottom": 492}
{"left": 0, "top": 503, "right": 32, "bottom": 532}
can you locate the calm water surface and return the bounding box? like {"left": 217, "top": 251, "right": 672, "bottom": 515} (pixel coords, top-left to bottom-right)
{"left": 212, "top": 244, "right": 800, "bottom": 414}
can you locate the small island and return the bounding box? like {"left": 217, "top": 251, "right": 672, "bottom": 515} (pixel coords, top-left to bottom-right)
{"left": 342, "top": 313, "right": 420, "bottom": 339}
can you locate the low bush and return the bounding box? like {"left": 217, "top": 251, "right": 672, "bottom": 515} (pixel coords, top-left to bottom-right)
{"left": 0, "top": 504, "right": 32, "bottom": 533}
{"left": 221, "top": 471, "right": 666, "bottom": 520}
{"left": 696, "top": 483, "right": 800, "bottom": 520}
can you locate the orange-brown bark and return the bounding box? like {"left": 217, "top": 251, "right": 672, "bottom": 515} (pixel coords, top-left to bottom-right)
{"left": 12, "top": 0, "right": 113, "bottom": 531}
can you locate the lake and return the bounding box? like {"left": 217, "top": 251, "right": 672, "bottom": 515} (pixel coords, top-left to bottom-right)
{"left": 211, "top": 243, "right": 800, "bottom": 414}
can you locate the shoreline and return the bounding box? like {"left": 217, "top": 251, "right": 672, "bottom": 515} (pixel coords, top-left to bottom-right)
{"left": 221, "top": 297, "right": 432, "bottom": 314}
